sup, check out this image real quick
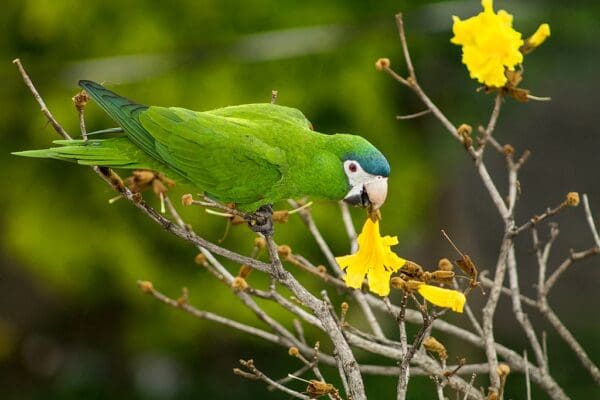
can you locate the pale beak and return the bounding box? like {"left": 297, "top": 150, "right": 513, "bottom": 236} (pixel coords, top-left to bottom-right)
{"left": 364, "top": 177, "right": 388, "bottom": 210}
{"left": 343, "top": 184, "right": 370, "bottom": 208}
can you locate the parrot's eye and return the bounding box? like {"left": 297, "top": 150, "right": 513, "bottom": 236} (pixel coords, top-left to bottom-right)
{"left": 348, "top": 163, "right": 357, "bottom": 173}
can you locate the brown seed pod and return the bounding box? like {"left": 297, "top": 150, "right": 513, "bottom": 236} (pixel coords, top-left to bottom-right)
{"left": 400, "top": 261, "right": 424, "bottom": 279}
{"left": 306, "top": 380, "right": 338, "bottom": 398}
{"left": 390, "top": 276, "right": 407, "bottom": 290}
{"left": 428, "top": 270, "right": 455, "bottom": 284}
{"left": 423, "top": 336, "right": 447, "bottom": 360}
{"left": 238, "top": 264, "right": 252, "bottom": 279}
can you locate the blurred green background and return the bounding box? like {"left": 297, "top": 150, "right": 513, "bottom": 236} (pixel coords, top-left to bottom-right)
{"left": 1, "top": 0, "right": 598, "bottom": 398}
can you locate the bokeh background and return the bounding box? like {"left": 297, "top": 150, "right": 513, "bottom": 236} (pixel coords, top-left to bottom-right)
{"left": 1, "top": 0, "right": 599, "bottom": 398}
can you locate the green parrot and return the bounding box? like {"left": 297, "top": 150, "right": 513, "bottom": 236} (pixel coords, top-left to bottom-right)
{"left": 15, "top": 81, "right": 389, "bottom": 230}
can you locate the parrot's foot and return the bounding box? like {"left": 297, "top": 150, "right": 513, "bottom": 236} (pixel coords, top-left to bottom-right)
{"left": 247, "top": 205, "right": 274, "bottom": 235}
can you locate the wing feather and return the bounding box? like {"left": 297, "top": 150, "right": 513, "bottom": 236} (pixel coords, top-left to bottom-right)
{"left": 139, "top": 107, "right": 286, "bottom": 203}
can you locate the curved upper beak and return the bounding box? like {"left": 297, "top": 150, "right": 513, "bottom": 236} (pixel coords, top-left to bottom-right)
{"left": 364, "top": 177, "right": 388, "bottom": 210}
{"left": 343, "top": 177, "right": 388, "bottom": 210}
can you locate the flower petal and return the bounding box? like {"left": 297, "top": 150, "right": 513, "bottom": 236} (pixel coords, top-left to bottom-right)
{"left": 336, "top": 218, "right": 406, "bottom": 296}
{"left": 450, "top": 0, "right": 524, "bottom": 87}
{"left": 528, "top": 23, "right": 551, "bottom": 48}
{"left": 417, "top": 284, "right": 466, "bottom": 313}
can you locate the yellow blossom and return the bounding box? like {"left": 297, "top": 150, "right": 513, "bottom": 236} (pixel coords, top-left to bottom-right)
{"left": 451, "top": 0, "right": 523, "bottom": 87}
{"left": 417, "top": 284, "right": 466, "bottom": 313}
{"left": 527, "top": 23, "right": 550, "bottom": 48}
{"left": 335, "top": 218, "right": 406, "bottom": 296}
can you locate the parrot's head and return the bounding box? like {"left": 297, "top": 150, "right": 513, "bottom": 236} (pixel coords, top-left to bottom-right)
{"left": 336, "top": 136, "right": 390, "bottom": 210}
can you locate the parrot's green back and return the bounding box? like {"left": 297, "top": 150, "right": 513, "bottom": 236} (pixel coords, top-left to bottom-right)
{"left": 14, "top": 81, "right": 384, "bottom": 211}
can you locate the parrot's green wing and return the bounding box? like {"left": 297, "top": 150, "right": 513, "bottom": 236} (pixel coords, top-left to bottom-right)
{"left": 206, "top": 103, "right": 313, "bottom": 130}
{"left": 139, "top": 107, "right": 287, "bottom": 204}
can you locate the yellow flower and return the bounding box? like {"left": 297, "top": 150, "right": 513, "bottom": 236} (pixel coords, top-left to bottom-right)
{"left": 451, "top": 0, "right": 523, "bottom": 87}
{"left": 418, "top": 284, "right": 466, "bottom": 313}
{"left": 335, "top": 218, "right": 406, "bottom": 296}
{"left": 527, "top": 23, "right": 551, "bottom": 48}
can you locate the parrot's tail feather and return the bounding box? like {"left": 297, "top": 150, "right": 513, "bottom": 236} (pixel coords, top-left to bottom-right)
{"left": 13, "top": 138, "right": 158, "bottom": 170}
{"left": 78, "top": 80, "right": 160, "bottom": 161}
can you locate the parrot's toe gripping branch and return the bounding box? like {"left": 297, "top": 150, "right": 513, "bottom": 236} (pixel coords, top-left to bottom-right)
{"left": 247, "top": 205, "right": 274, "bottom": 236}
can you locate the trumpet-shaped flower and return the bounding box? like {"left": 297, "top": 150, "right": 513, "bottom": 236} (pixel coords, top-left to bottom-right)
{"left": 418, "top": 284, "right": 466, "bottom": 313}
{"left": 451, "top": 0, "right": 523, "bottom": 87}
{"left": 336, "top": 218, "right": 406, "bottom": 296}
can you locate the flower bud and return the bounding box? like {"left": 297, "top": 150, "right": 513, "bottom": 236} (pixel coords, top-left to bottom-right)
{"left": 288, "top": 346, "right": 299, "bottom": 357}
{"left": 438, "top": 258, "right": 453, "bottom": 271}
{"left": 375, "top": 58, "right": 390, "bottom": 71}
{"left": 566, "top": 192, "right": 580, "bottom": 207}
{"left": 272, "top": 210, "right": 289, "bottom": 223}
{"left": 231, "top": 276, "right": 249, "bottom": 291}
{"left": 194, "top": 253, "right": 207, "bottom": 265}
{"left": 254, "top": 237, "right": 267, "bottom": 249}
{"left": 278, "top": 245, "right": 292, "bottom": 258}
{"left": 527, "top": 23, "right": 550, "bottom": 48}
{"left": 457, "top": 124, "right": 473, "bottom": 147}
{"left": 138, "top": 280, "right": 154, "bottom": 293}
{"left": 497, "top": 363, "right": 510, "bottom": 377}
{"left": 181, "top": 193, "right": 194, "bottom": 206}
{"left": 503, "top": 144, "right": 514, "bottom": 156}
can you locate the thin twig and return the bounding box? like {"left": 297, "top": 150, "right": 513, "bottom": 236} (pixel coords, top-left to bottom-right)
{"left": 13, "top": 59, "right": 71, "bottom": 140}
{"left": 524, "top": 351, "right": 531, "bottom": 400}
{"left": 582, "top": 194, "right": 600, "bottom": 247}
{"left": 544, "top": 246, "right": 600, "bottom": 294}
{"left": 396, "top": 109, "right": 431, "bottom": 120}
{"left": 237, "top": 359, "right": 311, "bottom": 400}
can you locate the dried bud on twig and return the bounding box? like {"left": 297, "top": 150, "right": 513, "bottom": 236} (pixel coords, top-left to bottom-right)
{"left": 254, "top": 237, "right": 267, "bottom": 250}
{"left": 423, "top": 336, "right": 448, "bottom": 360}
{"left": 375, "top": 58, "right": 390, "bottom": 70}
{"left": 181, "top": 193, "right": 194, "bottom": 206}
{"left": 272, "top": 210, "right": 289, "bottom": 223}
{"left": 423, "top": 270, "right": 455, "bottom": 284}
{"left": 503, "top": 144, "right": 514, "bottom": 156}
{"left": 138, "top": 280, "right": 154, "bottom": 293}
{"left": 497, "top": 363, "right": 510, "bottom": 378}
{"left": 306, "top": 380, "right": 338, "bottom": 398}
{"left": 457, "top": 124, "right": 473, "bottom": 147}
{"left": 278, "top": 245, "right": 292, "bottom": 259}
{"left": 288, "top": 346, "right": 299, "bottom": 357}
{"left": 566, "top": 192, "right": 580, "bottom": 207}
{"left": 72, "top": 90, "right": 90, "bottom": 110}
{"left": 177, "top": 287, "right": 189, "bottom": 305}
{"left": 400, "top": 261, "right": 423, "bottom": 279}
{"left": 438, "top": 258, "right": 453, "bottom": 271}
{"left": 194, "top": 253, "right": 207, "bottom": 265}
{"left": 231, "top": 276, "right": 249, "bottom": 291}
